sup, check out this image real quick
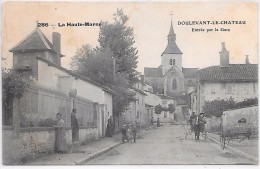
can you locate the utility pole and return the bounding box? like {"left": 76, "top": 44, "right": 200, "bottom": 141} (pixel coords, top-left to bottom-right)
{"left": 112, "top": 57, "right": 116, "bottom": 75}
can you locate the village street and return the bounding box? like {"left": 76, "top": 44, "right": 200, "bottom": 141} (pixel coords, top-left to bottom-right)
{"left": 85, "top": 124, "right": 256, "bottom": 165}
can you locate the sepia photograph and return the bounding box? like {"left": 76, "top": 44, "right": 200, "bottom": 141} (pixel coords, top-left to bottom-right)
{"left": 1, "top": 0, "right": 259, "bottom": 166}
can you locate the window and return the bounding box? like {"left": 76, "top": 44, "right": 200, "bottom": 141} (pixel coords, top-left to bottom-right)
{"left": 226, "top": 84, "right": 233, "bottom": 94}
{"left": 137, "top": 111, "right": 139, "bottom": 119}
{"left": 170, "top": 59, "right": 172, "bottom": 65}
{"left": 170, "top": 59, "right": 175, "bottom": 65}
{"left": 164, "top": 111, "right": 167, "bottom": 117}
{"left": 172, "top": 79, "right": 177, "bottom": 90}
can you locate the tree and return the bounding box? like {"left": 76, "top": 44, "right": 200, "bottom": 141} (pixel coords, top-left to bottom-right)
{"left": 168, "top": 103, "right": 175, "bottom": 114}
{"left": 70, "top": 9, "right": 139, "bottom": 120}
{"left": 72, "top": 47, "right": 115, "bottom": 86}
{"left": 98, "top": 8, "right": 139, "bottom": 84}
{"left": 2, "top": 68, "right": 29, "bottom": 125}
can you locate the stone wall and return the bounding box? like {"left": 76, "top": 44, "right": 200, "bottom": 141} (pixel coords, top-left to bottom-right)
{"left": 2, "top": 126, "right": 98, "bottom": 165}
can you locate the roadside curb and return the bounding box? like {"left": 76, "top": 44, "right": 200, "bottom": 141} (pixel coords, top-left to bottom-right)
{"left": 77, "top": 142, "right": 123, "bottom": 164}
{"left": 77, "top": 127, "right": 151, "bottom": 164}
{"left": 207, "top": 135, "right": 258, "bottom": 162}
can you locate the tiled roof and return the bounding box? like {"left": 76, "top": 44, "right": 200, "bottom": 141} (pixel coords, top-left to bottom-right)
{"left": 176, "top": 97, "right": 187, "bottom": 105}
{"left": 10, "top": 28, "right": 54, "bottom": 53}
{"left": 156, "top": 93, "right": 176, "bottom": 100}
{"left": 198, "top": 64, "right": 258, "bottom": 82}
{"left": 144, "top": 67, "right": 163, "bottom": 77}
{"left": 182, "top": 67, "right": 199, "bottom": 78}
{"left": 131, "top": 87, "right": 147, "bottom": 96}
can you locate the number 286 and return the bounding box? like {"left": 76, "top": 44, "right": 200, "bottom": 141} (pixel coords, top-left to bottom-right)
{"left": 38, "top": 23, "right": 49, "bottom": 27}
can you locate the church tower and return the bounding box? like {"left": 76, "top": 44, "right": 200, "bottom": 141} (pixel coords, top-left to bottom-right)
{"left": 161, "top": 19, "right": 183, "bottom": 76}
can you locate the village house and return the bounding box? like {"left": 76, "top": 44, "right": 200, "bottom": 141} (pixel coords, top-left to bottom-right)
{"left": 195, "top": 42, "right": 258, "bottom": 113}
{"left": 4, "top": 27, "right": 115, "bottom": 163}
{"left": 144, "top": 83, "right": 177, "bottom": 123}
{"left": 122, "top": 80, "right": 147, "bottom": 128}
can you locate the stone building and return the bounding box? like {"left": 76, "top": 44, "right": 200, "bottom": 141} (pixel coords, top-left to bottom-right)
{"left": 144, "top": 20, "right": 198, "bottom": 99}
{"left": 4, "top": 27, "right": 116, "bottom": 164}
{"left": 10, "top": 27, "right": 64, "bottom": 80}
{"left": 143, "top": 19, "right": 197, "bottom": 121}
{"left": 122, "top": 80, "right": 147, "bottom": 127}
{"left": 196, "top": 42, "right": 258, "bottom": 113}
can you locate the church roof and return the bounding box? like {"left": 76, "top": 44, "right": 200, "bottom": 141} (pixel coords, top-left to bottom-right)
{"left": 162, "top": 21, "right": 182, "bottom": 55}
{"left": 182, "top": 67, "right": 199, "bottom": 78}
{"left": 162, "top": 43, "right": 183, "bottom": 55}
{"left": 198, "top": 64, "right": 258, "bottom": 82}
{"left": 10, "top": 27, "right": 54, "bottom": 53}
{"left": 144, "top": 67, "right": 163, "bottom": 77}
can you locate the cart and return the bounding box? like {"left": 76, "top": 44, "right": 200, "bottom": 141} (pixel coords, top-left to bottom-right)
{"left": 219, "top": 106, "right": 258, "bottom": 150}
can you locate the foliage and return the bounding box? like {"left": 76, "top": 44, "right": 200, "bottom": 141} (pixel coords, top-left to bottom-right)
{"left": 154, "top": 104, "right": 163, "bottom": 114}
{"left": 111, "top": 73, "right": 136, "bottom": 116}
{"left": 98, "top": 8, "right": 139, "bottom": 84}
{"left": 2, "top": 68, "right": 30, "bottom": 125}
{"left": 70, "top": 9, "right": 138, "bottom": 117}
{"left": 168, "top": 103, "right": 175, "bottom": 114}
{"left": 39, "top": 118, "right": 56, "bottom": 127}
{"left": 182, "top": 94, "right": 191, "bottom": 109}
{"left": 72, "top": 47, "right": 114, "bottom": 85}
{"left": 2, "top": 69, "right": 30, "bottom": 100}
{"left": 203, "top": 97, "right": 258, "bottom": 118}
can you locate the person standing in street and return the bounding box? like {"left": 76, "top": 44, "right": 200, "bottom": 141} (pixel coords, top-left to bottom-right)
{"left": 132, "top": 123, "right": 137, "bottom": 143}
{"left": 71, "top": 108, "right": 79, "bottom": 143}
{"left": 106, "top": 116, "right": 114, "bottom": 137}
{"left": 54, "top": 113, "right": 67, "bottom": 153}
{"left": 121, "top": 124, "right": 128, "bottom": 143}
{"left": 194, "top": 115, "right": 200, "bottom": 141}
{"left": 157, "top": 118, "right": 160, "bottom": 127}
{"left": 151, "top": 117, "right": 154, "bottom": 126}
{"left": 188, "top": 112, "right": 196, "bottom": 132}
{"left": 199, "top": 113, "right": 206, "bottom": 133}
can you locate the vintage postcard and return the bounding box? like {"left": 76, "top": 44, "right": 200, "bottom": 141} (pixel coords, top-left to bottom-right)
{"left": 1, "top": 0, "right": 258, "bottom": 166}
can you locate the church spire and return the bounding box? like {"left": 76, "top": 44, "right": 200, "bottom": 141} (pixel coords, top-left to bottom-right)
{"left": 162, "top": 12, "right": 182, "bottom": 55}
{"left": 168, "top": 21, "right": 176, "bottom": 43}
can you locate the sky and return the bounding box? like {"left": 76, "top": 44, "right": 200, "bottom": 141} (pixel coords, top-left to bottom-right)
{"left": 2, "top": 1, "right": 258, "bottom": 73}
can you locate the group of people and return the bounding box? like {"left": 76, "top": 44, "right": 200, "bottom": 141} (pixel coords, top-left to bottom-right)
{"left": 188, "top": 112, "right": 206, "bottom": 141}
{"left": 55, "top": 110, "right": 117, "bottom": 153}
{"left": 54, "top": 108, "right": 80, "bottom": 154}
{"left": 151, "top": 117, "right": 160, "bottom": 127}
{"left": 121, "top": 123, "right": 138, "bottom": 143}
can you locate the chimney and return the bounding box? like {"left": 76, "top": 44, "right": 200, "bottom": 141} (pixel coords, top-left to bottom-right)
{"left": 219, "top": 42, "right": 230, "bottom": 67}
{"left": 245, "top": 55, "right": 250, "bottom": 64}
{"left": 52, "top": 32, "right": 61, "bottom": 66}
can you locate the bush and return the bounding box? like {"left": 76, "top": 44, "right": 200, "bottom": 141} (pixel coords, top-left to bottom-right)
{"left": 203, "top": 97, "right": 258, "bottom": 118}
{"left": 154, "top": 104, "right": 163, "bottom": 114}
